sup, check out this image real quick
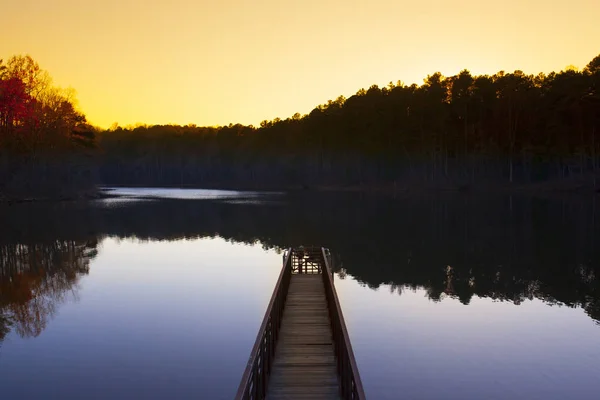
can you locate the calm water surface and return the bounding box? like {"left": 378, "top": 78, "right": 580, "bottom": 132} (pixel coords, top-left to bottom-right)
{"left": 1, "top": 189, "right": 599, "bottom": 399}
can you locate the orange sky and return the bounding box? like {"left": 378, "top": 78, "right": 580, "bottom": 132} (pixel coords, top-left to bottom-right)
{"left": 2, "top": 0, "right": 599, "bottom": 129}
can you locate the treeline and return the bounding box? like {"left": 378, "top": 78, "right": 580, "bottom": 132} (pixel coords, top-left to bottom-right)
{"left": 0, "top": 55, "right": 95, "bottom": 200}
{"left": 99, "top": 53, "right": 600, "bottom": 190}
{"left": 2, "top": 54, "right": 600, "bottom": 197}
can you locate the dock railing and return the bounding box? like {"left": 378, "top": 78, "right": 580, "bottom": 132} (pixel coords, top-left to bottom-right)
{"left": 321, "top": 247, "right": 366, "bottom": 399}
{"left": 235, "top": 246, "right": 365, "bottom": 400}
{"left": 235, "top": 248, "right": 292, "bottom": 400}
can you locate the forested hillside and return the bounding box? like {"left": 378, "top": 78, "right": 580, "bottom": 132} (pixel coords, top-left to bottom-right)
{"left": 2, "top": 54, "right": 600, "bottom": 198}
{"left": 99, "top": 54, "right": 600, "bottom": 190}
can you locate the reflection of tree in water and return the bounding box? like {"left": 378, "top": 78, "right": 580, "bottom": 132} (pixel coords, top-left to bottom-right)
{"left": 313, "top": 194, "right": 600, "bottom": 326}
{"left": 1, "top": 193, "right": 598, "bottom": 326}
{"left": 383, "top": 261, "right": 600, "bottom": 325}
{"left": 0, "top": 240, "right": 98, "bottom": 340}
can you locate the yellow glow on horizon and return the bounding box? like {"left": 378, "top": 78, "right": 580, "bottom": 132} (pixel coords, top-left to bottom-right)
{"left": 2, "top": 0, "right": 599, "bottom": 129}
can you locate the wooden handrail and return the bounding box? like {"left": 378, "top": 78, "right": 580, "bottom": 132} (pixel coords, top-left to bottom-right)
{"left": 235, "top": 248, "right": 292, "bottom": 400}
{"left": 321, "top": 247, "right": 366, "bottom": 399}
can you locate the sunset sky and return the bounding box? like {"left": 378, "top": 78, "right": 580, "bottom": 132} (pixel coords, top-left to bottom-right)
{"left": 2, "top": 0, "right": 599, "bottom": 129}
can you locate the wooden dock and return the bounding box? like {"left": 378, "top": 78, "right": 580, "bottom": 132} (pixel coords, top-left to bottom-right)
{"left": 236, "top": 247, "right": 365, "bottom": 400}
{"left": 267, "top": 274, "right": 339, "bottom": 399}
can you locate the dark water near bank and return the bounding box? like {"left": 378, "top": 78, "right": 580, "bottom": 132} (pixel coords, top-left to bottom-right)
{"left": 1, "top": 189, "right": 599, "bottom": 399}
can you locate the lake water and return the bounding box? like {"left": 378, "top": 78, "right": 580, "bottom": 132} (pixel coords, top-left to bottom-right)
{"left": 1, "top": 189, "right": 599, "bottom": 399}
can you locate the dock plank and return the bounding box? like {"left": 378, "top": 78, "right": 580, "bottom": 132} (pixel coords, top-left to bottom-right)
{"left": 266, "top": 274, "right": 340, "bottom": 400}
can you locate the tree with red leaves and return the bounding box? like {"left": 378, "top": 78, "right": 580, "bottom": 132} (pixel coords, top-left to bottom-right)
{"left": 0, "top": 77, "right": 36, "bottom": 141}
{"left": 0, "top": 55, "right": 95, "bottom": 199}
{"left": 0, "top": 56, "right": 92, "bottom": 153}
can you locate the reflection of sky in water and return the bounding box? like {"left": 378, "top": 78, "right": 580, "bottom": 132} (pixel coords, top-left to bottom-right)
{"left": 101, "top": 187, "right": 282, "bottom": 200}
{"left": 93, "top": 197, "right": 154, "bottom": 205}
{"left": 336, "top": 275, "right": 600, "bottom": 400}
{"left": 1, "top": 233, "right": 599, "bottom": 399}
{"left": 222, "top": 199, "right": 285, "bottom": 205}
{"left": 0, "top": 237, "right": 283, "bottom": 400}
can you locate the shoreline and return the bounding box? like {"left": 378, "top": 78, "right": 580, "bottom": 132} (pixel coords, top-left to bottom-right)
{"left": 101, "top": 179, "right": 600, "bottom": 195}
{"left": 2, "top": 178, "right": 599, "bottom": 204}
{"left": 0, "top": 188, "right": 119, "bottom": 205}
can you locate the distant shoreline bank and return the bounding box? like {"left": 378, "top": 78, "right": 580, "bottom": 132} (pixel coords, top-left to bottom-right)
{"left": 2, "top": 178, "right": 599, "bottom": 205}
{"left": 0, "top": 188, "right": 117, "bottom": 205}
{"left": 100, "top": 177, "right": 600, "bottom": 194}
